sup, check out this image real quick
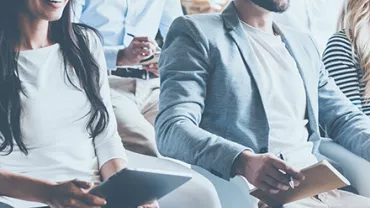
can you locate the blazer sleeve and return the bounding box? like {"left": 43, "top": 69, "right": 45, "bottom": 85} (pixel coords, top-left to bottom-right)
{"left": 318, "top": 41, "right": 370, "bottom": 162}
{"left": 155, "top": 16, "right": 248, "bottom": 180}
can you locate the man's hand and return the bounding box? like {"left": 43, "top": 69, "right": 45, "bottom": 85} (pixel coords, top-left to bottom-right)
{"left": 232, "top": 151, "right": 305, "bottom": 194}
{"left": 117, "top": 37, "right": 158, "bottom": 66}
{"left": 138, "top": 201, "right": 159, "bottom": 208}
{"left": 142, "top": 63, "right": 159, "bottom": 77}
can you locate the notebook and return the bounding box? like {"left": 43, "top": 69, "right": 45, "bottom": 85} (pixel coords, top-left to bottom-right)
{"left": 250, "top": 160, "right": 350, "bottom": 207}
{"left": 140, "top": 52, "right": 160, "bottom": 65}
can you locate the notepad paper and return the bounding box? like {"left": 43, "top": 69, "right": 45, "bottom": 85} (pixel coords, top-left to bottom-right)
{"left": 250, "top": 160, "right": 350, "bottom": 207}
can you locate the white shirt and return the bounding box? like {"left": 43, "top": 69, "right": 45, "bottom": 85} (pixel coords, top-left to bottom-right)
{"left": 0, "top": 30, "right": 127, "bottom": 208}
{"left": 274, "top": 0, "right": 345, "bottom": 55}
{"left": 73, "top": 0, "right": 183, "bottom": 70}
{"left": 242, "top": 22, "right": 318, "bottom": 170}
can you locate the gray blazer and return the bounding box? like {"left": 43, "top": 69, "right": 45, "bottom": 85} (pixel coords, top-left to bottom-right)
{"left": 155, "top": 2, "right": 370, "bottom": 180}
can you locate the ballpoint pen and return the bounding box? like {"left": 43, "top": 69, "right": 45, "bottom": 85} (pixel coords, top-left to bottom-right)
{"left": 279, "top": 153, "right": 295, "bottom": 189}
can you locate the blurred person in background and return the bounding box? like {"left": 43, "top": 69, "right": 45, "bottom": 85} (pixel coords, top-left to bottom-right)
{"left": 323, "top": 0, "right": 370, "bottom": 117}
{"left": 73, "top": 0, "right": 183, "bottom": 157}
{"left": 274, "top": 0, "right": 345, "bottom": 55}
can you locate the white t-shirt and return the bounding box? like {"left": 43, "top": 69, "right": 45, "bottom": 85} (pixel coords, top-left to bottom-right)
{"left": 0, "top": 30, "right": 128, "bottom": 207}
{"left": 274, "top": 0, "right": 345, "bottom": 55}
{"left": 242, "top": 22, "right": 318, "bottom": 170}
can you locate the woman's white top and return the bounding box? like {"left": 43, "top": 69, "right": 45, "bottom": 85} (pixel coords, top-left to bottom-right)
{"left": 0, "top": 30, "right": 128, "bottom": 207}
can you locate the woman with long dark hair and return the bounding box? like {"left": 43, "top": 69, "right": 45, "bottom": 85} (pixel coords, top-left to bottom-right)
{"left": 0, "top": 0, "right": 158, "bottom": 207}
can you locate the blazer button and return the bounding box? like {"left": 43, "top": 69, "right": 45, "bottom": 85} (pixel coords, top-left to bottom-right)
{"left": 259, "top": 147, "right": 268, "bottom": 153}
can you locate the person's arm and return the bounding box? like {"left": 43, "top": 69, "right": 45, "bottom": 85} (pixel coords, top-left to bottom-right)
{"left": 89, "top": 31, "right": 159, "bottom": 208}
{"left": 159, "top": 0, "right": 183, "bottom": 39}
{"left": 317, "top": 38, "right": 370, "bottom": 162}
{"left": 0, "top": 167, "right": 106, "bottom": 207}
{"left": 156, "top": 17, "right": 305, "bottom": 192}
{"left": 100, "top": 159, "right": 127, "bottom": 181}
{"left": 0, "top": 170, "right": 54, "bottom": 203}
{"left": 88, "top": 31, "right": 128, "bottom": 176}
{"left": 156, "top": 17, "right": 306, "bottom": 195}
{"left": 156, "top": 16, "right": 249, "bottom": 180}
{"left": 322, "top": 33, "right": 362, "bottom": 109}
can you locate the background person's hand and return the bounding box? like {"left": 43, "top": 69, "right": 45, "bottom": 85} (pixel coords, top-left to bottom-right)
{"left": 117, "top": 37, "right": 158, "bottom": 66}
{"left": 138, "top": 200, "right": 159, "bottom": 208}
{"left": 142, "top": 63, "right": 159, "bottom": 77}
{"left": 46, "top": 179, "right": 106, "bottom": 208}
{"left": 232, "top": 151, "right": 305, "bottom": 194}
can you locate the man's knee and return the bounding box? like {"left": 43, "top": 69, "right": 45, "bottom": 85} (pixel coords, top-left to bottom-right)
{"left": 159, "top": 170, "right": 221, "bottom": 208}
{"left": 190, "top": 171, "right": 221, "bottom": 206}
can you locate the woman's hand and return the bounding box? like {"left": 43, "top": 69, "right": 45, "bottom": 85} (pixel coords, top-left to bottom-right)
{"left": 45, "top": 179, "right": 107, "bottom": 208}
{"left": 138, "top": 201, "right": 159, "bottom": 208}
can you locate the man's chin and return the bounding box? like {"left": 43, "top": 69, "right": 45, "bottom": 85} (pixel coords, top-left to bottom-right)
{"left": 251, "top": 0, "right": 290, "bottom": 13}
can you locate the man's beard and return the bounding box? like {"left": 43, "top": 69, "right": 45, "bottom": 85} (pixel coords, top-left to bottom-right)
{"left": 250, "top": 0, "right": 290, "bottom": 13}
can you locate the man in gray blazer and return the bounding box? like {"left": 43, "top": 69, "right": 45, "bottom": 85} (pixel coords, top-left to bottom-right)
{"left": 156, "top": 0, "right": 370, "bottom": 207}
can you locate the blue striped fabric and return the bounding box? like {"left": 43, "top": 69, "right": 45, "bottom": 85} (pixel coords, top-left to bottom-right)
{"left": 323, "top": 30, "right": 370, "bottom": 116}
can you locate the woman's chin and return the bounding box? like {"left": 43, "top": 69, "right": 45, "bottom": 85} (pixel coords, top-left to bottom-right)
{"left": 40, "top": 12, "right": 63, "bottom": 22}
{"left": 47, "top": 14, "right": 63, "bottom": 22}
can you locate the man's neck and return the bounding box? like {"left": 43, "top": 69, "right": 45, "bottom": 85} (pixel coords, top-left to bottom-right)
{"left": 17, "top": 13, "right": 52, "bottom": 51}
{"left": 234, "top": 0, "right": 274, "bottom": 35}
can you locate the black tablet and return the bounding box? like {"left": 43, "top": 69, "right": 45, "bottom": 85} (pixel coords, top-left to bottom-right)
{"left": 89, "top": 168, "right": 192, "bottom": 208}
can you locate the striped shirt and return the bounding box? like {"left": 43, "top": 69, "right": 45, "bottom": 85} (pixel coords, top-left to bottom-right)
{"left": 322, "top": 30, "right": 370, "bottom": 116}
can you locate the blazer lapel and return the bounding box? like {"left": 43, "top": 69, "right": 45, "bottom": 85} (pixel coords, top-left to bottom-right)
{"left": 221, "top": 3, "right": 317, "bottom": 138}
{"left": 222, "top": 3, "right": 269, "bottom": 124}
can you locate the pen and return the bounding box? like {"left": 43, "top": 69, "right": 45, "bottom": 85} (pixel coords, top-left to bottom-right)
{"left": 127, "top": 33, "right": 161, "bottom": 51}
{"left": 279, "top": 153, "right": 295, "bottom": 189}
{"left": 127, "top": 33, "right": 135, "bottom": 38}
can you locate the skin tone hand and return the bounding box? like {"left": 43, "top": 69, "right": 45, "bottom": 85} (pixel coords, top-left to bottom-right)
{"left": 142, "top": 63, "right": 159, "bottom": 77}
{"left": 232, "top": 151, "right": 305, "bottom": 194}
{"left": 46, "top": 179, "right": 106, "bottom": 208}
{"left": 116, "top": 37, "right": 158, "bottom": 66}
{"left": 116, "top": 36, "right": 160, "bottom": 77}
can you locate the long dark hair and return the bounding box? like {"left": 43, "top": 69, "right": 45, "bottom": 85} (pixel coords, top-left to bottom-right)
{"left": 0, "top": 0, "right": 109, "bottom": 155}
